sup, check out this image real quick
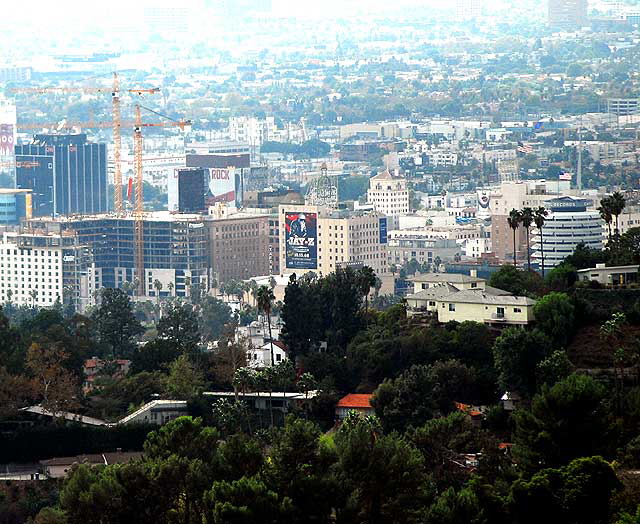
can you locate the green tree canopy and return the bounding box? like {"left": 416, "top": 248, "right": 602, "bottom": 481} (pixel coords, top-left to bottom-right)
{"left": 91, "top": 289, "right": 143, "bottom": 358}
{"left": 493, "top": 328, "right": 552, "bottom": 396}
{"left": 513, "top": 374, "right": 611, "bottom": 470}
{"left": 488, "top": 266, "right": 543, "bottom": 296}
{"left": 533, "top": 292, "right": 575, "bottom": 347}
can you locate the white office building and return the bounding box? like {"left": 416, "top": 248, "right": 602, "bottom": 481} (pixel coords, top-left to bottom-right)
{"left": 367, "top": 169, "right": 410, "bottom": 229}
{"left": 531, "top": 197, "right": 603, "bottom": 268}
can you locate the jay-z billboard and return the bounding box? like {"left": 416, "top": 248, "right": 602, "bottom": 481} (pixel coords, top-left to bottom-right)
{"left": 285, "top": 211, "right": 317, "bottom": 270}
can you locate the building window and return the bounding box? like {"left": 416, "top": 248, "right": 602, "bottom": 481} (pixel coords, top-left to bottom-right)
{"left": 513, "top": 307, "right": 522, "bottom": 313}
{"left": 448, "top": 303, "right": 456, "bottom": 312}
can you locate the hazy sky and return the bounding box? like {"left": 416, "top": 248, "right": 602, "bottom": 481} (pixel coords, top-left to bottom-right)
{"left": 4, "top": 0, "right": 455, "bottom": 25}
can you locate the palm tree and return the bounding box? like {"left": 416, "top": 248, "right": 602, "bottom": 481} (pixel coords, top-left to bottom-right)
{"left": 534, "top": 207, "right": 549, "bottom": 277}
{"left": 167, "top": 281, "right": 174, "bottom": 296}
{"left": 232, "top": 367, "right": 255, "bottom": 433}
{"left": 29, "top": 289, "right": 38, "bottom": 307}
{"left": 598, "top": 197, "right": 613, "bottom": 243}
{"left": 358, "top": 266, "right": 377, "bottom": 313}
{"left": 520, "top": 207, "right": 534, "bottom": 271}
{"left": 256, "top": 285, "right": 276, "bottom": 367}
{"left": 184, "top": 276, "right": 191, "bottom": 299}
{"left": 507, "top": 209, "right": 522, "bottom": 267}
{"left": 6, "top": 288, "right": 13, "bottom": 306}
{"left": 153, "top": 279, "right": 163, "bottom": 305}
{"left": 609, "top": 191, "right": 626, "bottom": 238}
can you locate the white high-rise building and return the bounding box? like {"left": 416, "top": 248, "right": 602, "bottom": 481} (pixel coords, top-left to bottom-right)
{"left": 531, "top": 197, "right": 603, "bottom": 268}
{"left": 367, "top": 169, "right": 410, "bottom": 229}
{"left": 0, "top": 230, "right": 92, "bottom": 310}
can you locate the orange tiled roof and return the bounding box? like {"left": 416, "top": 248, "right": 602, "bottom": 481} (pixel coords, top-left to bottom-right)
{"left": 337, "top": 394, "right": 373, "bottom": 409}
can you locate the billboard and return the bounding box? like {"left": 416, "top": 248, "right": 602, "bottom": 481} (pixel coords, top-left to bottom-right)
{"left": 285, "top": 211, "right": 317, "bottom": 270}
{"left": 206, "top": 167, "right": 243, "bottom": 207}
{"left": 379, "top": 217, "right": 388, "bottom": 244}
{"left": 0, "top": 125, "right": 14, "bottom": 155}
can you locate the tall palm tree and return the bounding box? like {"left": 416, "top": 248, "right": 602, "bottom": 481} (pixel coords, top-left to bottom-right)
{"left": 256, "top": 285, "right": 276, "bottom": 367}
{"left": 534, "top": 207, "right": 548, "bottom": 277}
{"left": 358, "top": 266, "right": 377, "bottom": 313}
{"left": 184, "top": 276, "right": 191, "bottom": 300}
{"left": 153, "top": 279, "right": 163, "bottom": 305}
{"left": 609, "top": 191, "right": 626, "bottom": 238}
{"left": 520, "top": 207, "right": 534, "bottom": 271}
{"left": 29, "top": 289, "right": 38, "bottom": 307}
{"left": 507, "top": 209, "right": 522, "bottom": 267}
{"left": 598, "top": 197, "right": 613, "bottom": 243}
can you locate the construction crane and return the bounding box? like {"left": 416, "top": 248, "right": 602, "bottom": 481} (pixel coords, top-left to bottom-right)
{"left": 11, "top": 75, "right": 160, "bottom": 214}
{"left": 0, "top": 161, "right": 40, "bottom": 169}
{"left": 131, "top": 103, "right": 191, "bottom": 296}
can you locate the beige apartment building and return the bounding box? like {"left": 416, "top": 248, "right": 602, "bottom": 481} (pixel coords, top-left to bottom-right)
{"left": 278, "top": 204, "right": 388, "bottom": 278}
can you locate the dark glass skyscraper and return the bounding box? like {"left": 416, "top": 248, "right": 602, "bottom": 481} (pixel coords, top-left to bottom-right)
{"left": 15, "top": 134, "right": 108, "bottom": 217}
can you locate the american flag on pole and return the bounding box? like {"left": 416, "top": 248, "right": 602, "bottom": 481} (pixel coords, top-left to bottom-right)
{"left": 517, "top": 141, "right": 533, "bottom": 154}
{"left": 559, "top": 172, "right": 572, "bottom": 181}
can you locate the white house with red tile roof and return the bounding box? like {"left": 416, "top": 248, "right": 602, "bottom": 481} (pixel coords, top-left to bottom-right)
{"left": 336, "top": 393, "right": 374, "bottom": 419}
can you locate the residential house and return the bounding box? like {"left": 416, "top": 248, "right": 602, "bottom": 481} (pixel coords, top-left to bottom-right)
{"left": 40, "top": 451, "right": 143, "bottom": 479}
{"left": 203, "top": 391, "right": 318, "bottom": 413}
{"left": 577, "top": 263, "right": 639, "bottom": 286}
{"left": 118, "top": 400, "right": 189, "bottom": 426}
{"left": 409, "top": 271, "right": 486, "bottom": 294}
{"left": 246, "top": 340, "right": 289, "bottom": 368}
{"left": 83, "top": 357, "right": 131, "bottom": 393}
{"left": 405, "top": 282, "right": 535, "bottom": 326}
{"left": 335, "top": 394, "right": 374, "bottom": 419}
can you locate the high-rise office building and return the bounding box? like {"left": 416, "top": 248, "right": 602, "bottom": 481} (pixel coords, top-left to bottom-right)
{"left": 548, "top": 0, "right": 588, "bottom": 29}
{"left": 15, "top": 134, "right": 108, "bottom": 217}
{"left": 367, "top": 169, "right": 410, "bottom": 230}
{"left": 532, "top": 197, "right": 603, "bottom": 268}
{"left": 25, "top": 213, "right": 209, "bottom": 298}
{"left": 168, "top": 168, "right": 206, "bottom": 213}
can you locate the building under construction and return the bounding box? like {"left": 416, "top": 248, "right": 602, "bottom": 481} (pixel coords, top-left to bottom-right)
{"left": 25, "top": 212, "right": 209, "bottom": 299}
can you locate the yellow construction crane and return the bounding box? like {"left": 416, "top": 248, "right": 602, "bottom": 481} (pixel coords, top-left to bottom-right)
{"left": 0, "top": 161, "right": 40, "bottom": 168}
{"left": 11, "top": 80, "right": 190, "bottom": 297}
{"left": 131, "top": 103, "right": 191, "bottom": 296}
{"left": 10, "top": 75, "right": 160, "bottom": 215}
